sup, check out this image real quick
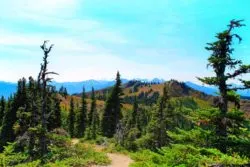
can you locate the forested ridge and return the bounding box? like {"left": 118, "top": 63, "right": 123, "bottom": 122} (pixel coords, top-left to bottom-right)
{"left": 0, "top": 20, "right": 250, "bottom": 167}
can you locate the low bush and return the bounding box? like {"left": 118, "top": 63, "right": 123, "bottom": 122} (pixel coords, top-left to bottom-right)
{"left": 130, "top": 144, "right": 249, "bottom": 167}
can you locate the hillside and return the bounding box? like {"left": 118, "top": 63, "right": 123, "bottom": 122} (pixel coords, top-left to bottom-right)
{"left": 73, "top": 80, "right": 250, "bottom": 117}
{"left": 74, "top": 80, "right": 214, "bottom": 110}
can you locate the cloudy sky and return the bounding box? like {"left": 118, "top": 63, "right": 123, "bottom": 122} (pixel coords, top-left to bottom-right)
{"left": 0, "top": 0, "right": 249, "bottom": 82}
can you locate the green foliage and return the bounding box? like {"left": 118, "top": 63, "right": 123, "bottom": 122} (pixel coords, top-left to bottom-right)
{"left": 134, "top": 133, "right": 155, "bottom": 150}
{"left": 68, "top": 98, "right": 75, "bottom": 137}
{"left": 168, "top": 128, "right": 214, "bottom": 147}
{"left": 102, "top": 71, "right": 123, "bottom": 137}
{"left": 146, "top": 84, "right": 171, "bottom": 148}
{"left": 0, "top": 143, "right": 28, "bottom": 166}
{"left": 75, "top": 87, "right": 87, "bottom": 138}
{"left": 198, "top": 20, "right": 250, "bottom": 153}
{"left": 59, "top": 86, "right": 68, "bottom": 98}
{"left": 0, "top": 97, "right": 17, "bottom": 151}
{"left": 0, "top": 131, "right": 110, "bottom": 167}
{"left": 48, "top": 96, "right": 62, "bottom": 131}
{"left": 0, "top": 96, "right": 5, "bottom": 126}
{"left": 123, "top": 127, "right": 141, "bottom": 151}
{"left": 88, "top": 87, "right": 99, "bottom": 140}
{"left": 130, "top": 144, "right": 249, "bottom": 167}
{"left": 15, "top": 160, "right": 41, "bottom": 167}
{"left": 88, "top": 87, "right": 95, "bottom": 127}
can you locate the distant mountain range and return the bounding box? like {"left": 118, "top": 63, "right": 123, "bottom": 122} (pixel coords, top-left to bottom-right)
{"left": 0, "top": 78, "right": 165, "bottom": 98}
{"left": 184, "top": 82, "right": 218, "bottom": 96}
{"left": 1, "top": 79, "right": 249, "bottom": 99}
{"left": 185, "top": 81, "right": 250, "bottom": 98}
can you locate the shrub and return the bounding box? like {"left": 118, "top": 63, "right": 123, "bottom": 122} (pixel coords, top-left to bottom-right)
{"left": 130, "top": 144, "right": 249, "bottom": 167}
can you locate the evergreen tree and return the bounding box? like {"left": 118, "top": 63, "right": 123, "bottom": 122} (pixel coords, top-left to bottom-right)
{"left": 88, "top": 87, "right": 95, "bottom": 127}
{"left": 68, "top": 97, "right": 75, "bottom": 137}
{"left": 131, "top": 96, "right": 138, "bottom": 127}
{"left": 90, "top": 88, "right": 98, "bottom": 139}
{"left": 102, "top": 72, "right": 123, "bottom": 137}
{"left": 53, "top": 97, "right": 62, "bottom": 128}
{"left": 0, "top": 96, "right": 5, "bottom": 126}
{"left": 46, "top": 93, "right": 53, "bottom": 131}
{"left": 59, "top": 86, "right": 64, "bottom": 96}
{"left": 137, "top": 106, "right": 150, "bottom": 134}
{"left": 48, "top": 95, "right": 61, "bottom": 131}
{"left": 198, "top": 20, "right": 250, "bottom": 153}
{"left": 15, "top": 78, "right": 30, "bottom": 137}
{"left": 119, "top": 96, "right": 141, "bottom": 150}
{"left": 59, "top": 86, "right": 68, "bottom": 98}
{"left": 147, "top": 84, "right": 170, "bottom": 148}
{"left": 0, "top": 96, "right": 17, "bottom": 151}
{"left": 0, "top": 78, "right": 31, "bottom": 151}
{"left": 27, "top": 76, "right": 39, "bottom": 156}
{"left": 63, "top": 87, "right": 68, "bottom": 97}
{"left": 76, "top": 87, "right": 87, "bottom": 138}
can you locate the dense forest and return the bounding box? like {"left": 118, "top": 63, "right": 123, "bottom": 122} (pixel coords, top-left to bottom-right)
{"left": 0, "top": 20, "right": 250, "bottom": 167}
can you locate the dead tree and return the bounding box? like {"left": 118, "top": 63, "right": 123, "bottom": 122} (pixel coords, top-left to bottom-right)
{"left": 39, "top": 41, "right": 58, "bottom": 157}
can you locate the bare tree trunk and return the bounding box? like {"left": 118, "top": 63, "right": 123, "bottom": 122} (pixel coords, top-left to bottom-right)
{"left": 217, "top": 72, "right": 228, "bottom": 153}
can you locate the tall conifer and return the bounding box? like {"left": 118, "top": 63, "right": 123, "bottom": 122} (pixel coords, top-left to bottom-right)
{"left": 102, "top": 72, "right": 123, "bottom": 137}
{"left": 68, "top": 97, "right": 75, "bottom": 137}
{"left": 0, "top": 96, "right": 5, "bottom": 126}
{"left": 76, "top": 87, "right": 87, "bottom": 138}
{"left": 198, "top": 20, "right": 250, "bottom": 152}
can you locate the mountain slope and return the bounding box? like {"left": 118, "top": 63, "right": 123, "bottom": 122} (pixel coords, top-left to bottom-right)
{"left": 185, "top": 81, "right": 218, "bottom": 96}
{"left": 77, "top": 80, "right": 214, "bottom": 109}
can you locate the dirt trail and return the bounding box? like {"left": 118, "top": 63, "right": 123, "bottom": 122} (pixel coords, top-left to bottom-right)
{"left": 71, "top": 139, "right": 133, "bottom": 167}
{"left": 93, "top": 153, "right": 133, "bottom": 167}
{"left": 71, "top": 138, "right": 80, "bottom": 145}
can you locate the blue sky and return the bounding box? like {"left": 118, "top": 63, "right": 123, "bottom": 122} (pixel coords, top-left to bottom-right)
{"left": 0, "top": 0, "right": 250, "bottom": 83}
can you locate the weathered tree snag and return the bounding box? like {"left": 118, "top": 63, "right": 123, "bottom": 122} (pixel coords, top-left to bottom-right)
{"left": 39, "top": 41, "right": 58, "bottom": 158}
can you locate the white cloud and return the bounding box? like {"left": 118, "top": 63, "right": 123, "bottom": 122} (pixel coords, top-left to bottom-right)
{"left": 0, "top": 29, "right": 209, "bottom": 83}
{"left": 0, "top": 29, "right": 109, "bottom": 54}
{"left": 1, "top": 0, "right": 78, "bottom": 17}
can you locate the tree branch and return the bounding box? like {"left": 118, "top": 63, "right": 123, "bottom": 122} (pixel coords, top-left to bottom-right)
{"left": 197, "top": 77, "right": 219, "bottom": 86}
{"left": 226, "top": 65, "right": 250, "bottom": 79}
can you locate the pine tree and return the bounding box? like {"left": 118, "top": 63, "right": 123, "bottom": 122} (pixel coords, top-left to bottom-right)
{"left": 53, "top": 97, "right": 61, "bottom": 128}
{"left": 68, "top": 97, "right": 75, "bottom": 137}
{"left": 48, "top": 94, "right": 61, "bottom": 131}
{"left": 131, "top": 96, "right": 138, "bottom": 127}
{"left": 27, "top": 76, "right": 39, "bottom": 156}
{"left": 0, "top": 78, "right": 31, "bottom": 151}
{"left": 198, "top": 20, "right": 250, "bottom": 153}
{"left": 147, "top": 84, "right": 170, "bottom": 148}
{"left": 76, "top": 87, "right": 87, "bottom": 138}
{"left": 0, "top": 96, "right": 17, "bottom": 151}
{"left": 0, "top": 96, "right": 5, "bottom": 126}
{"left": 63, "top": 87, "right": 68, "bottom": 97}
{"left": 120, "top": 96, "right": 141, "bottom": 150}
{"left": 15, "top": 78, "right": 30, "bottom": 137}
{"left": 102, "top": 72, "right": 123, "bottom": 137}
{"left": 90, "top": 88, "right": 98, "bottom": 139}
{"left": 88, "top": 87, "right": 95, "bottom": 127}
